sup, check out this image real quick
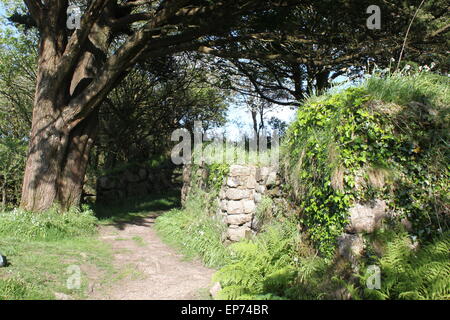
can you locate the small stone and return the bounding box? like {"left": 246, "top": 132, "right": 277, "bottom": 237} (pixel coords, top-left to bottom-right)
{"left": 401, "top": 218, "right": 413, "bottom": 232}
{"left": 182, "top": 165, "right": 191, "bottom": 183}
{"left": 220, "top": 200, "right": 228, "bottom": 211}
{"left": 346, "top": 200, "right": 388, "bottom": 233}
{"left": 54, "top": 292, "right": 74, "bottom": 300}
{"left": 210, "top": 282, "right": 222, "bottom": 299}
{"left": 256, "top": 167, "right": 270, "bottom": 182}
{"left": 227, "top": 177, "right": 239, "bottom": 187}
{"left": 251, "top": 217, "right": 262, "bottom": 231}
{"left": 246, "top": 175, "right": 257, "bottom": 189}
{"left": 227, "top": 227, "right": 251, "bottom": 241}
{"left": 226, "top": 214, "right": 252, "bottom": 225}
{"left": 230, "top": 165, "right": 250, "bottom": 176}
{"left": 337, "top": 234, "right": 364, "bottom": 261}
{"left": 254, "top": 192, "right": 262, "bottom": 203}
{"left": 255, "top": 184, "right": 266, "bottom": 194}
{"left": 266, "top": 171, "right": 277, "bottom": 186}
{"left": 0, "top": 254, "right": 7, "bottom": 267}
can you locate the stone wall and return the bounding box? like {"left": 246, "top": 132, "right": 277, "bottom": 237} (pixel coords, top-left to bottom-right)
{"left": 97, "top": 166, "right": 177, "bottom": 202}
{"left": 337, "top": 199, "right": 391, "bottom": 266}
{"left": 182, "top": 163, "right": 394, "bottom": 261}
{"left": 181, "top": 163, "right": 281, "bottom": 242}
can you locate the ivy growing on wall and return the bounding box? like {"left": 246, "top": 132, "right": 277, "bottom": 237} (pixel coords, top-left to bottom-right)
{"left": 283, "top": 73, "right": 449, "bottom": 257}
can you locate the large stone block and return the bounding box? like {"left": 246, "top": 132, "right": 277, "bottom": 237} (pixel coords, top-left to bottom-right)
{"left": 265, "top": 171, "right": 278, "bottom": 186}
{"left": 337, "top": 233, "right": 364, "bottom": 261}
{"left": 226, "top": 188, "right": 251, "bottom": 200}
{"left": 243, "top": 200, "right": 256, "bottom": 214}
{"left": 227, "top": 227, "right": 251, "bottom": 241}
{"left": 346, "top": 200, "right": 388, "bottom": 233}
{"left": 226, "top": 214, "right": 253, "bottom": 225}
{"left": 227, "top": 200, "right": 244, "bottom": 214}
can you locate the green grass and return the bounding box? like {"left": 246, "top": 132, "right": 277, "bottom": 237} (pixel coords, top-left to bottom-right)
{"left": 0, "top": 206, "right": 116, "bottom": 300}
{"left": 0, "top": 236, "right": 114, "bottom": 300}
{"left": 365, "top": 72, "right": 449, "bottom": 109}
{"left": 155, "top": 188, "right": 230, "bottom": 268}
{"left": 94, "top": 190, "right": 180, "bottom": 224}
{"left": 132, "top": 236, "right": 147, "bottom": 247}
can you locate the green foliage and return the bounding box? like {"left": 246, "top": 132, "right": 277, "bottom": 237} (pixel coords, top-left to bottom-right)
{"left": 0, "top": 206, "right": 98, "bottom": 241}
{"left": 0, "top": 235, "right": 114, "bottom": 300}
{"left": 213, "top": 220, "right": 299, "bottom": 299}
{"left": 366, "top": 72, "right": 449, "bottom": 109}
{"left": 345, "top": 230, "right": 450, "bottom": 300}
{"left": 154, "top": 187, "right": 229, "bottom": 268}
{"left": 0, "top": 278, "right": 47, "bottom": 300}
{"left": 206, "top": 163, "right": 230, "bottom": 192}
{"left": 283, "top": 73, "right": 449, "bottom": 256}
{"left": 0, "top": 137, "right": 27, "bottom": 207}
{"left": 0, "top": 205, "right": 115, "bottom": 300}
{"left": 0, "top": 22, "right": 36, "bottom": 207}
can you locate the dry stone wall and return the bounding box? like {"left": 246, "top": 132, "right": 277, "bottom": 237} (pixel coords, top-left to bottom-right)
{"left": 181, "top": 163, "right": 281, "bottom": 242}
{"left": 97, "top": 166, "right": 177, "bottom": 202}
{"left": 182, "top": 163, "right": 394, "bottom": 262}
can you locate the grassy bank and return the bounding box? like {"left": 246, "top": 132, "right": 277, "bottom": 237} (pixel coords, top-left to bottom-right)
{"left": 0, "top": 206, "right": 114, "bottom": 300}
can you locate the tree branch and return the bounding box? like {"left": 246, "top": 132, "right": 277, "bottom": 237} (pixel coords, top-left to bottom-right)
{"left": 23, "top": 0, "right": 44, "bottom": 27}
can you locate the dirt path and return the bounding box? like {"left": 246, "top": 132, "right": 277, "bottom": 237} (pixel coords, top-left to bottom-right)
{"left": 89, "top": 212, "right": 215, "bottom": 300}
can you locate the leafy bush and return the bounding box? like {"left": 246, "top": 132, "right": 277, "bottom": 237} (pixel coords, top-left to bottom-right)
{"left": 0, "top": 205, "right": 98, "bottom": 241}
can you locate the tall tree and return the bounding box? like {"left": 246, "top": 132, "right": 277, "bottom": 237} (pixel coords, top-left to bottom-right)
{"left": 15, "top": 0, "right": 301, "bottom": 211}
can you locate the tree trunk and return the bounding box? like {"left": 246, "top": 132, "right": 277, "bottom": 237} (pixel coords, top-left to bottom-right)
{"left": 20, "top": 104, "right": 99, "bottom": 212}
{"left": 57, "top": 109, "right": 99, "bottom": 210}
{"left": 20, "top": 6, "right": 113, "bottom": 212}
